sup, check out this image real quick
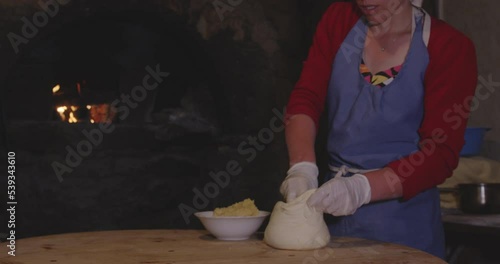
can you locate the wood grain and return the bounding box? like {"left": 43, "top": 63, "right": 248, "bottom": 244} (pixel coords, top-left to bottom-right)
{"left": 0, "top": 230, "right": 446, "bottom": 263}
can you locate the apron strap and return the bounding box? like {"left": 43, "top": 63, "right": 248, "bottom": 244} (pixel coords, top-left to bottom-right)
{"left": 328, "top": 165, "right": 380, "bottom": 178}
{"left": 412, "top": 6, "right": 430, "bottom": 47}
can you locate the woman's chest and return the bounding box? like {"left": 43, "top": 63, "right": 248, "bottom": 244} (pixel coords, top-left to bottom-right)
{"left": 362, "top": 36, "right": 411, "bottom": 75}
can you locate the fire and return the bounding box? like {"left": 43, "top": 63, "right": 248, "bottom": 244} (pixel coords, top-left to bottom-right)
{"left": 56, "top": 106, "right": 67, "bottom": 121}
{"left": 55, "top": 105, "right": 80, "bottom": 123}
{"left": 52, "top": 84, "right": 61, "bottom": 94}
{"left": 68, "top": 112, "right": 78, "bottom": 123}
{"left": 52, "top": 84, "right": 116, "bottom": 123}
{"left": 88, "top": 104, "right": 116, "bottom": 123}
{"left": 55, "top": 104, "right": 116, "bottom": 123}
{"left": 56, "top": 106, "right": 67, "bottom": 113}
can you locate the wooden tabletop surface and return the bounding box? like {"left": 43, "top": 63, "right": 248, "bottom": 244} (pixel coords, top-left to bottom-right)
{"left": 0, "top": 229, "right": 446, "bottom": 263}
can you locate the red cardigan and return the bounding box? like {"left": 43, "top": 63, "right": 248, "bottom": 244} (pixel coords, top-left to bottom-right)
{"left": 286, "top": 2, "right": 478, "bottom": 200}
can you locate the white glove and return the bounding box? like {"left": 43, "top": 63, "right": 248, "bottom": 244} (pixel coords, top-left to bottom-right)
{"left": 280, "top": 162, "right": 318, "bottom": 202}
{"left": 307, "top": 174, "right": 371, "bottom": 216}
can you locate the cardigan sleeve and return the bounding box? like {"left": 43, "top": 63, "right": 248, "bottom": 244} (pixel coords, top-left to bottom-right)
{"left": 388, "top": 20, "right": 478, "bottom": 200}
{"left": 285, "top": 3, "right": 358, "bottom": 129}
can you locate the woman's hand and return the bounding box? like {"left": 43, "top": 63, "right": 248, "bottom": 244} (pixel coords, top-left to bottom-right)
{"left": 307, "top": 174, "right": 371, "bottom": 216}
{"left": 280, "top": 162, "right": 319, "bottom": 202}
{"left": 282, "top": 114, "right": 318, "bottom": 202}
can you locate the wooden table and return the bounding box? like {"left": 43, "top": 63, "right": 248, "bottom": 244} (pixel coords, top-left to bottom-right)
{"left": 0, "top": 229, "right": 446, "bottom": 263}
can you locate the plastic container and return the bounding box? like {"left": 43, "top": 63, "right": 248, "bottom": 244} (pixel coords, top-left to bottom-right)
{"left": 460, "top": 127, "right": 491, "bottom": 156}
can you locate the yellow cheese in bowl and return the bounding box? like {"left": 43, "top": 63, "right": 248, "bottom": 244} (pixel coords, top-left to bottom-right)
{"left": 214, "top": 199, "right": 259, "bottom": 217}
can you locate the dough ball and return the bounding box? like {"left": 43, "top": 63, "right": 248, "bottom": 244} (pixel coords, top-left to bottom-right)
{"left": 264, "top": 189, "right": 330, "bottom": 250}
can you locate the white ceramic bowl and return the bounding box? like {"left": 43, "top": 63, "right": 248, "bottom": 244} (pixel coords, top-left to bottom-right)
{"left": 194, "top": 211, "right": 270, "bottom": 241}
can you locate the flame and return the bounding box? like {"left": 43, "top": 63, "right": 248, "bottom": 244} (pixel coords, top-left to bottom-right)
{"left": 68, "top": 112, "right": 78, "bottom": 123}
{"left": 57, "top": 106, "right": 67, "bottom": 113}
{"left": 55, "top": 105, "right": 80, "bottom": 123}
{"left": 52, "top": 84, "right": 61, "bottom": 94}
{"left": 55, "top": 104, "right": 115, "bottom": 124}
{"left": 56, "top": 106, "right": 67, "bottom": 121}
{"left": 88, "top": 104, "right": 116, "bottom": 123}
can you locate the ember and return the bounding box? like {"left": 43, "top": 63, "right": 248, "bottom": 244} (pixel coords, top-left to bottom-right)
{"left": 52, "top": 84, "right": 116, "bottom": 123}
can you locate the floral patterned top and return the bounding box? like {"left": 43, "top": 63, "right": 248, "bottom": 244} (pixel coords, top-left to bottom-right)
{"left": 360, "top": 59, "right": 403, "bottom": 87}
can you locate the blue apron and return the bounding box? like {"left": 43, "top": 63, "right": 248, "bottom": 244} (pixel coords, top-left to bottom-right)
{"left": 325, "top": 12, "right": 445, "bottom": 259}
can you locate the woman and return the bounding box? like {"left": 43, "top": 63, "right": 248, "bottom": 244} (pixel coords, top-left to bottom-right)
{"left": 280, "top": 0, "right": 477, "bottom": 259}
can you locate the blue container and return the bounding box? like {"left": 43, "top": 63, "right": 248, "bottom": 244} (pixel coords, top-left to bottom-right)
{"left": 460, "top": 127, "right": 491, "bottom": 156}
